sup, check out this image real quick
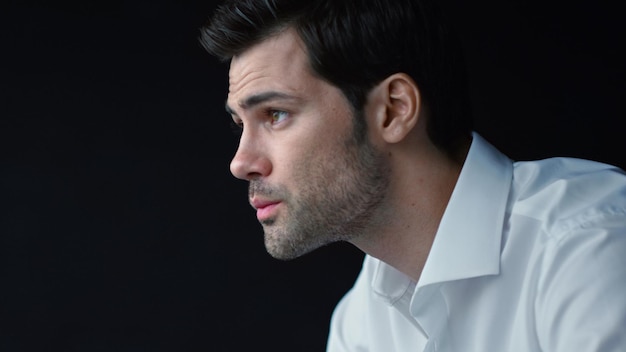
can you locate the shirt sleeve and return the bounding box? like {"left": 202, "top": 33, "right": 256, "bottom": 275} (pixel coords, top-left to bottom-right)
{"left": 535, "top": 211, "right": 626, "bottom": 351}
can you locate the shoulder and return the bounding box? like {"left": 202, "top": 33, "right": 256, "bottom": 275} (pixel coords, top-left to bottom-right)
{"left": 513, "top": 157, "right": 626, "bottom": 197}
{"left": 508, "top": 157, "right": 626, "bottom": 276}
{"left": 512, "top": 157, "right": 626, "bottom": 197}
{"left": 511, "top": 157, "right": 626, "bottom": 233}
{"left": 507, "top": 158, "right": 626, "bottom": 350}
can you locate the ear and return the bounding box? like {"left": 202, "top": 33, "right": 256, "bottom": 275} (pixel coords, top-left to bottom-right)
{"left": 369, "top": 73, "right": 421, "bottom": 144}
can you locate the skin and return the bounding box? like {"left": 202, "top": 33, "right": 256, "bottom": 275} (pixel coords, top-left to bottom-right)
{"left": 227, "top": 28, "right": 467, "bottom": 280}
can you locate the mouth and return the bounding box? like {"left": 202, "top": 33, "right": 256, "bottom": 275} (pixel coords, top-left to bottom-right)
{"left": 251, "top": 198, "right": 282, "bottom": 221}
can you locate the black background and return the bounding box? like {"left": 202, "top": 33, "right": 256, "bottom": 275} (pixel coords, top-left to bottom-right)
{"left": 1, "top": 1, "right": 624, "bottom": 351}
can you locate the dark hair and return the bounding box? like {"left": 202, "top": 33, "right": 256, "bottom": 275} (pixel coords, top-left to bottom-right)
{"left": 199, "top": 0, "right": 473, "bottom": 156}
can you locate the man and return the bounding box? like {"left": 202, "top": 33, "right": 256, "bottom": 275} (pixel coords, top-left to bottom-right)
{"left": 199, "top": 0, "right": 626, "bottom": 350}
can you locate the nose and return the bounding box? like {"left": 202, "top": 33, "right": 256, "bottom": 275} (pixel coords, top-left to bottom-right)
{"left": 229, "top": 132, "right": 272, "bottom": 181}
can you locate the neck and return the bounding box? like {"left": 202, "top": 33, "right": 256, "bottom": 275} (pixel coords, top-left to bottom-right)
{"left": 350, "top": 139, "right": 469, "bottom": 282}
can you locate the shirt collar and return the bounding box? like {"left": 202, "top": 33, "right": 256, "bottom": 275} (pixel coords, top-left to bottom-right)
{"left": 372, "top": 133, "right": 513, "bottom": 303}
{"left": 417, "top": 132, "right": 513, "bottom": 288}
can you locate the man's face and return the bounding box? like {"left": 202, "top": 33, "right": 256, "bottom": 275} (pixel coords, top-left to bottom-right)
{"left": 226, "top": 28, "right": 390, "bottom": 260}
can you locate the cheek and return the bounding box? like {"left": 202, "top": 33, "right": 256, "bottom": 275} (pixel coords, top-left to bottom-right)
{"left": 279, "top": 124, "right": 347, "bottom": 173}
{"left": 279, "top": 139, "right": 335, "bottom": 190}
{"left": 276, "top": 96, "right": 356, "bottom": 184}
{"left": 296, "top": 139, "right": 353, "bottom": 187}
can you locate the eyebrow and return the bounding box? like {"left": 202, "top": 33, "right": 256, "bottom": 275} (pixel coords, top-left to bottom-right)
{"left": 225, "top": 91, "right": 300, "bottom": 116}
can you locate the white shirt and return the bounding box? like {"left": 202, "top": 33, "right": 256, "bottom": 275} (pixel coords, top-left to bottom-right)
{"left": 327, "top": 133, "right": 626, "bottom": 352}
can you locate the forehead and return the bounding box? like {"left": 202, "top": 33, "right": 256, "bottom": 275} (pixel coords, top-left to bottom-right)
{"left": 227, "top": 28, "right": 314, "bottom": 104}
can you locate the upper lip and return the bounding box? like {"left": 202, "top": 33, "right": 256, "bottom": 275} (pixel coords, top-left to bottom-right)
{"left": 250, "top": 197, "right": 281, "bottom": 209}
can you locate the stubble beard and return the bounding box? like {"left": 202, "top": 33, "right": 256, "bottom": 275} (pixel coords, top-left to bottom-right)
{"left": 253, "top": 129, "right": 391, "bottom": 260}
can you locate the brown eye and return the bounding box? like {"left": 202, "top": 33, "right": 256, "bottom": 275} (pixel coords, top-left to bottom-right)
{"left": 269, "top": 110, "right": 288, "bottom": 124}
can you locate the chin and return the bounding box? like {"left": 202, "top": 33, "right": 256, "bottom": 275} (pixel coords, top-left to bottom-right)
{"left": 265, "top": 238, "right": 318, "bottom": 261}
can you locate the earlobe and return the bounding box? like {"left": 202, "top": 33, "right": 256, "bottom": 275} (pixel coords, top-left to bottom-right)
{"left": 377, "top": 73, "right": 421, "bottom": 144}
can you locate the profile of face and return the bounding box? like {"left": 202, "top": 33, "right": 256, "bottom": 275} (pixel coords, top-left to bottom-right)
{"left": 226, "top": 28, "right": 390, "bottom": 260}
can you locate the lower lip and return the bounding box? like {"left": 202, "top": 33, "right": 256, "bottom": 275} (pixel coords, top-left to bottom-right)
{"left": 256, "top": 202, "right": 281, "bottom": 221}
